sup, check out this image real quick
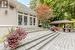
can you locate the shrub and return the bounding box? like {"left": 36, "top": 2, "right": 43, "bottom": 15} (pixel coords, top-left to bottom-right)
{"left": 6, "top": 27, "right": 28, "bottom": 49}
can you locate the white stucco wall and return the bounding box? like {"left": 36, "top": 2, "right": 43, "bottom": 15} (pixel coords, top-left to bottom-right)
{"left": 0, "top": 8, "right": 17, "bottom": 25}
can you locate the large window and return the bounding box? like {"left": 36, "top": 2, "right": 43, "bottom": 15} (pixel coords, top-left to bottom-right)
{"left": 18, "top": 15, "right": 22, "bottom": 25}
{"left": 0, "top": 1, "right": 1, "bottom": 7}
{"left": 33, "top": 18, "right": 36, "bottom": 25}
{"left": 24, "top": 16, "right": 27, "bottom": 25}
{"left": 30, "top": 17, "right": 32, "bottom": 25}
{"left": 0, "top": 0, "right": 8, "bottom": 8}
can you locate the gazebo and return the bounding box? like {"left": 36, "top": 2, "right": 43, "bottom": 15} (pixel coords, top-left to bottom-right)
{"left": 50, "top": 20, "right": 75, "bottom": 24}
{"left": 50, "top": 20, "right": 75, "bottom": 32}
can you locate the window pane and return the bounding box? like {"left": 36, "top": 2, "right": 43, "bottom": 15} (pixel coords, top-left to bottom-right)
{"left": 0, "top": 1, "right": 1, "bottom": 7}
{"left": 30, "top": 17, "right": 32, "bottom": 25}
{"left": 18, "top": 15, "right": 22, "bottom": 25}
{"left": 33, "top": 18, "right": 35, "bottom": 25}
{"left": 1, "top": 1, "right": 8, "bottom": 8}
{"left": 24, "top": 16, "right": 27, "bottom": 25}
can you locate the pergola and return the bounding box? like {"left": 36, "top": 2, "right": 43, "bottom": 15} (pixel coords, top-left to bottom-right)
{"left": 50, "top": 20, "right": 75, "bottom": 24}
{"left": 50, "top": 20, "right": 75, "bottom": 32}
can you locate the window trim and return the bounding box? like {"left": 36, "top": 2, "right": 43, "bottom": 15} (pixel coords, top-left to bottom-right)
{"left": 29, "top": 17, "right": 32, "bottom": 25}
{"left": 18, "top": 15, "right": 22, "bottom": 25}
{"left": 1, "top": 0, "right": 8, "bottom": 8}
{"left": 24, "top": 16, "right": 27, "bottom": 25}
{"left": 33, "top": 18, "right": 36, "bottom": 25}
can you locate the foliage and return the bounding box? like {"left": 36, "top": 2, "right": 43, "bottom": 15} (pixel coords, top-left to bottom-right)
{"left": 36, "top": 4, "right": 52, "bottom": 20}
{"left": 30, "top": 0, "right": 37, "bottom": 10}
{"left": 30, "top": 0, "right": 53, "bottom": 21}
{"left": 48, "top": 0, "right": 75, "bottom": 21}
{"left": 6, "top": 27, "right": 28, "bottom": 49}
{"left": 30, "top": 0, "right": 75, "bottom": 21}
{"left": 42, "top": 20, "right": 50, "bottom": 28}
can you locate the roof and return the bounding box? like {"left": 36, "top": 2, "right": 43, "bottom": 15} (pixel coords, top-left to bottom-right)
{"left": 8, "top": 0, "right": 36, "bottom": 15}
{"left": 50, "top": 20, "right": 75, "bottom": 24}
{"left": 17, "top": 1, "right": 36, "bottom": 15}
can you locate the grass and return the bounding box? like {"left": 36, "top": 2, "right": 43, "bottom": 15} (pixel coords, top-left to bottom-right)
{"left": 0, "top": 36, "right": 5, "bottom": 43}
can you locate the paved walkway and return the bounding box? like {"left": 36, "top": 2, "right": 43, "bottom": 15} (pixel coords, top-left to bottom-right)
{"left": 41, "top": 32, "right": 75, "bottom": 50}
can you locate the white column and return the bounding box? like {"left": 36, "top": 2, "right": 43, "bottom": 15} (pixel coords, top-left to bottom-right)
{"left": 35, "top": 17, "right": 38, "bottom": 27}
{"left": 22, "top": 14, "right": 24, "bottom": 26}
{"left": 31, "top": 16, "right": 33, "bottom": 27}
{"left": 27, "top": 14, "right": 30, "bottom": 27}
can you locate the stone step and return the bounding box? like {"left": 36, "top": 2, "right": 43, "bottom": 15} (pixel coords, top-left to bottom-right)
{"left": 36, "top": 33, "right": 60, "bottom": 50}
{"left": 26, "top": 30, "right": 52, "bottom": 39}
{"left": 25, "top": 32, "right": 57, "bottom": 50}
{"left": 26, "top": 33, "right": 59, "bottom": 50}
{"left": 16, "top": 32, "right": 60, "bottom": 50}
{"left": 17, "top": 31, "right": 52, "bottom": 47}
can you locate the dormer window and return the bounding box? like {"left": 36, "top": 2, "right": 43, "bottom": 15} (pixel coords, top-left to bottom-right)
{"left": 1, "top": 0, "right": 8, "bottom": 8}
{"left": 2, "top": 1, "right": 8, "bottom": 7}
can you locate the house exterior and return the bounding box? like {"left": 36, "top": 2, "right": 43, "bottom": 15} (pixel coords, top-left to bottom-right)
{"left": 0, "top": 0, "right": 38, "bottom": 27}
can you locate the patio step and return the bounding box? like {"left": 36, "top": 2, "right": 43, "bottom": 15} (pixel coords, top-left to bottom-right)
{"left": 30, "top": 33, "right": 60, "bottom": 50}
{"left": 16, "top": 31, "right": 60, "bottom": 50}
{"left": 16, "top": 31, "right": 52, "bottom": 48}
{"left": 26, "top": 32, "right": 59, "bottom": 50}
{"left": 25, "top": 32, "right": 56, "bottom": 50}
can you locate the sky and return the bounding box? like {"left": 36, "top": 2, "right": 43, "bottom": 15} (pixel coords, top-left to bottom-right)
{"left": 17, "top": 0, "right": 30, "bottom": 7}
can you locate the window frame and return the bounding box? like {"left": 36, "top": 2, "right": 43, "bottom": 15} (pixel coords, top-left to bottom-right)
{"left": 33, "top": 18, "right": 36, "bottom": 25}
{"left": 18, "top": 15, "right": 22, "bottom": 25}
{"left": 30, "top": 17, "right": 32, "bottom": 25}
{"left": 24, "top": 16, "right": 27, "bottom": 25}
{"left": 1, "top": 0, "right": 8, "bottom": 8}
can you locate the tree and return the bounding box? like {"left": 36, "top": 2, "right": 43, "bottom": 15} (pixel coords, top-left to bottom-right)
{"left": 30, "top": 0, "right": 53, "bottom": 23}
{"left": 40, "top": 0, "right": 75, "bottom": 21}
{"left": 36, "top": 4, "right": 53, "bottom": 20}
{"left": 30, "top": 0, "right": 75, "bottom": 27}
{"left": 30, "top": 0, "right": 38, "bottom": 11}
